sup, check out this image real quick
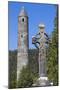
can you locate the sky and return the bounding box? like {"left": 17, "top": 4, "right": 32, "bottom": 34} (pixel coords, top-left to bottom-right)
{"left": 8, "top": 1, "right": 57, "bottom": 50}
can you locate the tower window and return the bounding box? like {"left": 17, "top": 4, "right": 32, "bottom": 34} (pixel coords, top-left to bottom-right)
{"left": 22, "top": 18, "right": 24, "bottom": 22}
{"left": 21, "top": 35, "right": 23, "bottom": 38}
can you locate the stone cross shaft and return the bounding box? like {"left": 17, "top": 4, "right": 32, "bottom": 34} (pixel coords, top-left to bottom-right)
{"left": 32, "top": 24, "right": 49, "bottom": 78}
{"left": 38, "top": 24, "right": 46, "bottom": 77}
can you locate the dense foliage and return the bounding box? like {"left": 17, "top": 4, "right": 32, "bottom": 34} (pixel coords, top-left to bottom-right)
{"left": 17, "top": 49, "right": 39, "bottom": 87}
{"left": 9, "top": 50, "right": 17, "bottom": 88}
{"left": 47, "top": 13, "right": 58, "bottom": 85}
{"left": 9, "top": 49, "right": 39, "bottom": 88}
{"left": 17, "top": 66, "right": 33, "bottom": 88}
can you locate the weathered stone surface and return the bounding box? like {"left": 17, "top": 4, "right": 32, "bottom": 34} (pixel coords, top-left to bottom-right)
{"left": 32, "top": 24, "right": 52, "bottom": 86}
{"left": 32, "top": 77, "right": 51, "bottom": 87}
{"left": 17, "top": 7, "right": 29, "bottom": 81}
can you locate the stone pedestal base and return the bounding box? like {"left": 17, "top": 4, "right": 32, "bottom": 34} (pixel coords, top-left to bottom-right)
{"left": 32, "top": 77, "right": 53, "bottom": 87}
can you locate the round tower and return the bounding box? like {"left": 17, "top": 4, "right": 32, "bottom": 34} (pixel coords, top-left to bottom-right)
{"left": 17, "top": 7, "right": 29, "bottom": 81}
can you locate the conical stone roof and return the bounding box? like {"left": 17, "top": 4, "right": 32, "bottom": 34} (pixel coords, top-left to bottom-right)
{"left": 19, "top": 6, "right": 28, "bottom": 17}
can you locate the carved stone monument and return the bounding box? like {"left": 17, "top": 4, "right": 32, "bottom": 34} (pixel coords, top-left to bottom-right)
{"left": 32, "top": 24, "right": 52, "bottom": 86}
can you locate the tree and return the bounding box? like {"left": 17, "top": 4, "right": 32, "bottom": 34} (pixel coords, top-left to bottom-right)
{"left": 47, "top": 8, "right": 58, "bottom": 85}
{"left": 17, "top": 49, "right": 39, "bottom": 88}
{"left": 9, "top": 49, "right": 39, "bottom": 88}
{"left": 9, "top": 50, "right": 17, "bottom": 88}
{"left": 17, "top": 66, "right": 33, "bottom": 88}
